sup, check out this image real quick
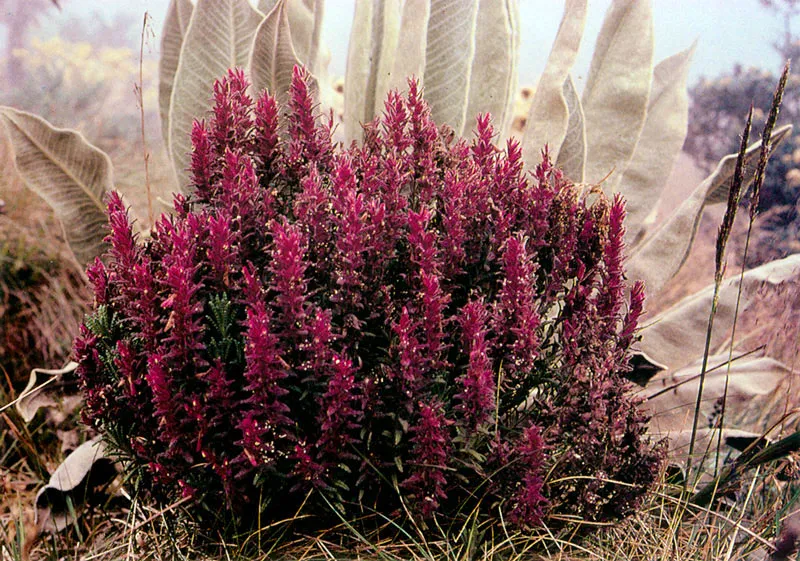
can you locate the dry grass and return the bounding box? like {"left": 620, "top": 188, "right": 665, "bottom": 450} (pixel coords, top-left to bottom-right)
{"left": 5, "top": 461, "right": 798, "bottom": 561}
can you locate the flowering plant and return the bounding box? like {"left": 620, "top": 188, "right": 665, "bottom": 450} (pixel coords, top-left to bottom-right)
{"left": 75, "top": 67, "right": 662, "bottom": 530}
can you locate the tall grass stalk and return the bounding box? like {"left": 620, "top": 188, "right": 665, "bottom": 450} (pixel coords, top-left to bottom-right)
{"left": 136, "top": 12, "right": 154, "bottom": 227}
{"left": 715, "top": 61, "right": 791, "bottom": 473}
{"left": 684, "top": 105, "right": 753, "bottom": 486}
{"left": 690, "top": 62, "right": 793, "bottom": 508}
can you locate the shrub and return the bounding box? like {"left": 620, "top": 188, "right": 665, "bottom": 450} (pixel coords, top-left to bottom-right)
{"left": 75, "top": 67, "right": 662, "bottom": 533}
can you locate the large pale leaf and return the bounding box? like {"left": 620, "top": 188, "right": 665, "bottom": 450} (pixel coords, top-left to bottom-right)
{"left": 387, "top": 0, "right": 430, "bottom": 93}
{"left": 261, "top": 0, "right": 316, "bottom": 66}
{"left": 663, "top": 428, "right": 765, "bottom": 474}
{"left": 581, "top": 0, "right": 653, "bottom": 190}
{"left": 0, "top": 108, "right": 112, "bottom": 266}
{"left": 619, "top": 43, "right": 696, "bottom": 244}
{"left": 343, "top": 0, "right": 371, "bottom": 142}
{"left": 306, "top": 0, "right": 324, "bottom": 76}
{"left": 259, "top": 0, "right": 277, "bottom": 12}
{"left": 504, "top": 0, "right": 520, "bottom": 140}
{"left": 168, "top": 0, "right": 263, "bottom": 189}
{"left": 288, "top": 0, "right": 314, "bottom": 64}
{"left": 704, "top": 124, "right": 793, "bottom": 204}
{"left": 639, "top": 254, "right": 800, "bottom": 372}
{"left": 642, "top": 353, "right": 792, "bottom": 436}
{"left": 343, "top": 0, "right": 402, "bottom": 143}
{"left": 627, "top": 124, "right": 792, "bottom": 295}
{"left": 554, "top": 76, "right": 586, "bottom": 182}
{"left": 522, "top": 0, "right": 586, "bottom": 167}
{"left": 372, "top": 1, "right": 401, "bottom": 115}
{"left": 249, "top": 0, "right": 318, "bottom": 112}
{"left": 158, "top": 0, "right": 194, "bottom": 148}
{"left": 465, "top": 0, "right": 519, "bottom": 138}
{"left": 424, "top": 0, "right": 479, "bottom": 136}
{"left": 259, "top": 0, "right": 315, "bottom": 13}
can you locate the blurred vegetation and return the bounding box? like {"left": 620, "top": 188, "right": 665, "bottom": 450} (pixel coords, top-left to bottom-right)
{"left": 0, "top": 0, "right": 61, "bottom": 83}
{"left": 0, "top": 166, "right": 90, "bottom": 385}
{"left": 0, "top": 24, "right": 159, "bottom": 385}
{"left": 4, "top": 36, "right": 158, "bottom": 152}
{"left": 684, "top": 0, "right": 800, "bottom": 264}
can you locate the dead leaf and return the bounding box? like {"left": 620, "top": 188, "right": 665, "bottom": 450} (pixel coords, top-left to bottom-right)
{"left": 32, "top": 438, "right": 118, "bottom": 535}
{"left": 14, "top": 362, "right": 80, "bottom": 423}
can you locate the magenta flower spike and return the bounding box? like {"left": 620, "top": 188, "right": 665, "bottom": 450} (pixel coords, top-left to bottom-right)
{"left": 75, "top": 67, "right": 662, "bottom": 533}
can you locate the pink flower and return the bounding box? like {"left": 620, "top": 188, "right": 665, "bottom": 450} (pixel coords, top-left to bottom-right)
{"left": 77, "top": 66, "right": 660, "bottom": 529}
{"left": 402, "top": 400, "right": 452, "bottom": 518}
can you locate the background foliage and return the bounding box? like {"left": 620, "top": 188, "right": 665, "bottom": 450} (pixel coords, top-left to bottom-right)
{"left": 684, "top": 0, "right": 800, "bottom": 264}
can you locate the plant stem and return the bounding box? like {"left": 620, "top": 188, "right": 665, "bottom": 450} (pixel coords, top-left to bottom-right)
{"left": 691, "top": 62, "right": 791, "bottom": 506}
{"left": 138, "top": 12, "right": 154, "bottom": 227}
{"left": 684, "top": 106, "right": 752, "bottom": 489}
{"left": 715, "top": 61, "right": 789, "bottom": 476}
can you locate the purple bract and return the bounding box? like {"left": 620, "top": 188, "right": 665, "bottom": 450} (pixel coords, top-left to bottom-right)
{"left": 75, "top": 66, "right": 662, "bottom": 530}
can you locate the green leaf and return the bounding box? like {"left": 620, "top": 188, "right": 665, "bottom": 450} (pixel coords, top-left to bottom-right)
{"left": 639, "top": 254, "right": 800, "bottom": 373}
{"left": 168, "top": 0, "right": 263, "bottom": 190}
{"left": 85, "top": 304, "right": 114, "bottom": 339}
{"left": 208, "top": 294, "right": 234, "bottom": 336}
{"left": 554, "top": 75, "right": 586, "bottom": 182}
{"left": 619, "top": 42, "right": 696, "bottom": 244}
{"left": 343, "top": 0, "right": 402, "bottom": 143}
{"left": 207, "top": 293, "right": 241, "bottom": 361}
{"left": 0, "top": 107, "right": 113, "bottom": 266}
{"left": 464, "top": 447, "right": 486, "bottom": 463}
{"left": 158, "top": 0, "right": 194, "bottom": 149}
{"left": 424, "top": 0, "right": 479, "bottom": 136}
{"left": 626, "top": 124, "right": 792, "bottom": 295}
{"left": 522, "top": 0, "right": 587, "bottom": 167}
{"left": 581, "top": 0, "right": 653, "bottom": 190}
{"left": 465, "top": 0, "right": 519, "bottom": 138}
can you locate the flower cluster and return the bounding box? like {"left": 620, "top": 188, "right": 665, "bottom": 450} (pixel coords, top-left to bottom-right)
{"left": 75, "top": 67, "right": 662, "bottom": 531}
